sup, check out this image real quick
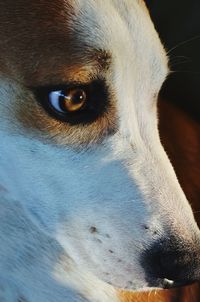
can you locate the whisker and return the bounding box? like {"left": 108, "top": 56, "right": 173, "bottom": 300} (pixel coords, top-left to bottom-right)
{"left": 194, "top": 210, "right": 200, "bottom": 214}
{"left": 170, "top": 60, "right": 192, "bottom": 68}
{"left": 170, "top": 70, "right": 200, "bottom": 75}
{"left": 170, "top": 55, "right": 191, "bottom": 61}
{"left": 167, "top": 35, "right": 200, "bottom": 55}
{"left": 147, "top": 289, "right": 155, "bottom": 302}
{"left": 170, "top": 55, "right": 192, "bottom": 67}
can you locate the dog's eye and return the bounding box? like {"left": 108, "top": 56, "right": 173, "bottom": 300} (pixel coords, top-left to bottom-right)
{"left": 33, "top": 80, "right": 109, "bottom": 125}
{"left": 49, "top": 89, "right": 87, "bottom": 113}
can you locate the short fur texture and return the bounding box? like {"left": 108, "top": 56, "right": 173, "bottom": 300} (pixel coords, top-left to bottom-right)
{"left": 0, "top": 1, "right": 200, "bottom": 302}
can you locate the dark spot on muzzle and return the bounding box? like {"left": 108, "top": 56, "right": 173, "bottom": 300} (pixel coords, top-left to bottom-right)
{"left": 89, "top": 226, "right": 98, "bottom": 234}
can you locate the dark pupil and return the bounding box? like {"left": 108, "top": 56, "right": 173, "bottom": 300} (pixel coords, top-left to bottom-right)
{"left": 71, "top": 90, "right": 84, "bottom": 104}
{"left": 60, "top": 89, "right": 86, "bottom": 112}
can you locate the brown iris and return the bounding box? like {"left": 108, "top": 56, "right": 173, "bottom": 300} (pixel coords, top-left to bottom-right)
{"left": 60, "top": 89, "right": 87, "bottom": 112}
{"left": 35, "top": 79, "right": 108, "bottom": 124}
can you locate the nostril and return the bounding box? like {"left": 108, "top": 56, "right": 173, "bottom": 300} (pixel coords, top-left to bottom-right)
{"left": 142, "top": 239, "right": 200, "bottom": 288}
{"left": 157, "top": 251, "right": 188, "bottom": 280}
{"left": 154, "top": 249, "right": 198, "bottom": 281}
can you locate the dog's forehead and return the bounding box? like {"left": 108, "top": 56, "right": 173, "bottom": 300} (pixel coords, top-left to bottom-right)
{"left": 0, "top": 0, "right": 166, "bottom": 86}
{"left": 74, "top": 0, "right": 168, "bottom": 92}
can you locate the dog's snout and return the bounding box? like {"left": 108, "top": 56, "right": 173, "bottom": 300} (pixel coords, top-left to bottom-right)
{"left": 152, "top": 249, "right": 199, "bottom": 283}
{"left": 143, "top": 236, "right": 200, "bottom": 288}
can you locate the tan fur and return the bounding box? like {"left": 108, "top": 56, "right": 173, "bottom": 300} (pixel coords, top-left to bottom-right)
{"left": 118, "top": 282, "right": 200, "bottom": 302}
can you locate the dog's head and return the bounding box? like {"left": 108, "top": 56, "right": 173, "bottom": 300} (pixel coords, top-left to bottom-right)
{"left": 0, "top": 0, "right": 200, "bottom": 293}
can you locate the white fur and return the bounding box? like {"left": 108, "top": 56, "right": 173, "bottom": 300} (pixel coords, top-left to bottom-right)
{"left": 0, "top": 1, "right": 199, "bottom": 302}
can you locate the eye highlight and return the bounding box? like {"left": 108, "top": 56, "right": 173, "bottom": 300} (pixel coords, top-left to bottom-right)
{"left": 33, "top": 79, "right": 109, "bottom": 125}
{"left": 49, "top": 88, "right": 87, "bottom": 113}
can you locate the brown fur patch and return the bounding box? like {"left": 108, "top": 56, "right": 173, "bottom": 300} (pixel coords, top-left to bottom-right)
{"left": 0, "top": 1, "right": 112, "bottom": 86}
{"left": 0, "top": 0, "right": 74, "bottom": 79}
{"left": 0, "top": 1, "right": 116, "bottom": 146}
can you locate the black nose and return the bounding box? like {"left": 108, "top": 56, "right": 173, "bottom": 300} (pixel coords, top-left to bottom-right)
{"left": 142, "top": 237, "right": 200, "bottom": 288}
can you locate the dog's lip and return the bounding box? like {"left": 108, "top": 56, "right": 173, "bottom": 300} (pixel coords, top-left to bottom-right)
{"left": 141, "top": 277, "right": 197, "bottom": 290}
{"left": 162, "top": 278, "right": 197, "bottom": 289}
{"left": 116, "top": 278, "right": 197, "bottom": 295}
{"left": 116, "top": 278, "right": 175, "bottom": 292}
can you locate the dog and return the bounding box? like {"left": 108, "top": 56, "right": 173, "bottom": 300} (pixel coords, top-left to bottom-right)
{"left": 0, "top": 1, "right": 200, "bottom": 302}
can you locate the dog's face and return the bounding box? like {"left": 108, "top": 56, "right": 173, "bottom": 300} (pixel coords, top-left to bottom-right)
{"left": 0, "top": 0, "right": 200, "bottom": 294}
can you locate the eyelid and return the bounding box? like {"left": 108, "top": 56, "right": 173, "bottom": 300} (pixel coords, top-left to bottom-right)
{"left": 29, "top": 76, "right": 106, "bottom": 94}
{"left": 30, "top": 81, "right": 89, "bottom": 93}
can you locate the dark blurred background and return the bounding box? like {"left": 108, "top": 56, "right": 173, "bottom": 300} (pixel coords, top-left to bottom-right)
{"left": 145, "top": 0, "right": 200, "bottom": 122}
